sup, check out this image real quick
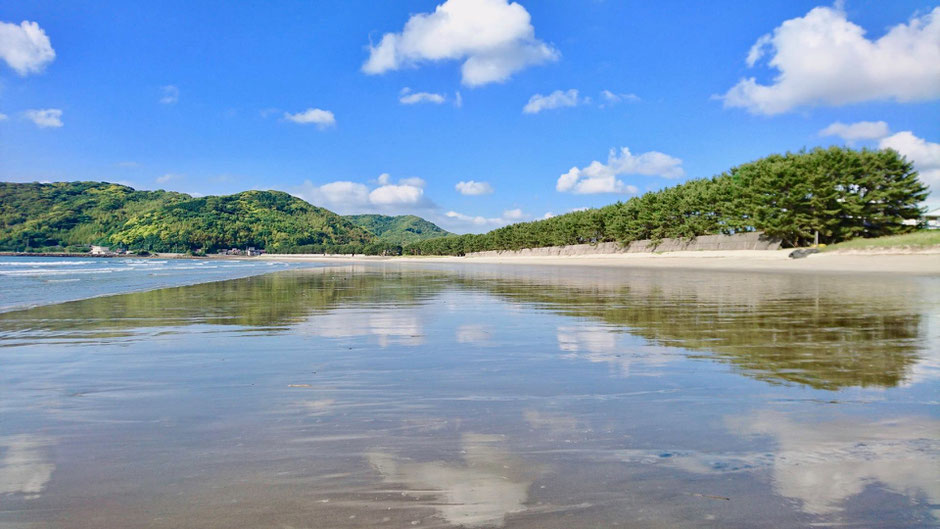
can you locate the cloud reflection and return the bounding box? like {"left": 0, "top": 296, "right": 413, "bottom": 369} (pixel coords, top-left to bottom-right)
{"left": 615, "top": 411, "right": 940, "bottom": 518}
{"left": 557, "top": 325, "right": 674, "bottom": 377}
{"left": 368, "top": 434, "right": 534, "bottom": 527}
{"left": 0, "top": 435, "right": 55, "bottom": 499}
{"left": 729, "top": 411, "right": 940, "bottom": 516}
{"left": 456, "top": 324, "right": 490, "bottom": 344}
{"left": 299, "top": 309, "right": 424, "bottom": 347}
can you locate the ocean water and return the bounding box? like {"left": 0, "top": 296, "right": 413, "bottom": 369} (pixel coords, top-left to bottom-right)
{"left": 0, "top": 262, "right": 938, "bottom": 528}
{"left": 0, "top": 255, "right": 325, "bottom": 312}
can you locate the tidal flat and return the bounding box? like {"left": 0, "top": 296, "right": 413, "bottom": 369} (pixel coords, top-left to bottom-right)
{"left": 0, "top": 263, "right": 938, "bottom": 528}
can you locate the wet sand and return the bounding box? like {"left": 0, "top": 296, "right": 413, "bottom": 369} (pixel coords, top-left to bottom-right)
{"left": 1, "top": 263, "right": 938, "bottom": 528}
{"left": 261, "top": 249, "right": 940, "bottom": 275}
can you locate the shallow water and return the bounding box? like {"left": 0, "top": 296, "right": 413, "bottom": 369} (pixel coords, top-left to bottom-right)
{"left": 0, "top": 263, "right": 938, "bottom": 528}
{"left": 0, "top": 256, "right": 324, "bottom": 312}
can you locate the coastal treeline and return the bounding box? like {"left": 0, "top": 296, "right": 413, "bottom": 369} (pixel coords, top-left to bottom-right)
{"left": 404, "top": 147, "right": 928, "bottom": 255}
{"left": 0, "top": 182, "right": 442, "bottom": 254}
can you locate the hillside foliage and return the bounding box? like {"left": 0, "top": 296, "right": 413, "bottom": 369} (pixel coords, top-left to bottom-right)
{"left": 0, "top": 182, "right": 446, "bottom": 254}
{"left": 345, "top": 214, "right": 452, "bottom": 245}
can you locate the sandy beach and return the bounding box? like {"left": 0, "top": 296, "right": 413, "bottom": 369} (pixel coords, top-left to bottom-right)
{"left": 258, "top": 249, "right": 940, "bottom": 275}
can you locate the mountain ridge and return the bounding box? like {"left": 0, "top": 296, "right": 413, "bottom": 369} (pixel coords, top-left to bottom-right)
{"left": 0, "top": 181, "right": 449, "bottom": 254}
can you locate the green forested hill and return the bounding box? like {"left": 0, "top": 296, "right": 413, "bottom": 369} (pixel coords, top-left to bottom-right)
{"left": 0, "top": 182, "right": 377, "bottom": 253}
{"left": 344, "top": 214, "right": 452, "bottom": 245}
{"left": 108, "top": 190, "right": 373, "bottom": 252}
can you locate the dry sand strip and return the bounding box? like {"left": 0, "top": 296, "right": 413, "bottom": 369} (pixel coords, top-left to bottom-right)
{"left": 262, "top": 249, "right": 940, "bottom": 276}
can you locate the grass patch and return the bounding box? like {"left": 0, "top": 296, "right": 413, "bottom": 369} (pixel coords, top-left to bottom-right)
{"left": 823, "top": 230, "right": 940, "bottom": 251}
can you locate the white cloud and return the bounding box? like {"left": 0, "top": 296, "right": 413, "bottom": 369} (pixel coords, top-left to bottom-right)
{"left": 23, "top": 108, "right": 62, "bottom": 128}
{"left": 295, "top": 180, "right": 370, "bottom": 212}
{"left": 523, "top": 89, "right": 583, "bottom": 114}
{"left": 293, "top": 174, "right": 430, "bottom": 213}
{"left": 819, "top": 120, "right": 890, "bottom": 142}
{"left": 502, "top": 208, "right": 524, "bottom": 220}
{"left": 155, "top": 173, "right": 182, "bottom": 184}
{"left": 369, "top": 184, "right": 424, "bottom": 205}
{"left": 399, "top": 87, "right": 446, "bottom": 104}
{"left": 600, "top": 90, "right": 640, "bottom": 105}
{"left": 283, "top": 108, "right": 336, "bottom": 129}
{"left": 721, "top": 6, "right": 940, "bottom": 115}
{"left": 445, "top": 208, "right": 527, "bottom": 228}
{"left": 399, "top": 176, "right": 426, "bottom": 187}
{"left": 0, "top": 113, "right": 7, "bottom": 121}
{"left": 159, "top": 85, "right": 179, "bottom": 104}
{"left": 879, "top": 131, "right": 940, "bottom": 190}
{"left": 455, "top": 180, "right": 493, "bottom": 195}
{"left": 362, "top": 0, "right": 559, "bottom": 87}
{"left": 454, "top": 91, "right": 463, "bottom": 108}
{"left": 557, "top": 147, "right": 684, "bottom": 194}
{"left": 542, "top": 212, "right": 554, "bottom": 219}
{"left": 0, "top": 20, "right": 55, "bottom": 76}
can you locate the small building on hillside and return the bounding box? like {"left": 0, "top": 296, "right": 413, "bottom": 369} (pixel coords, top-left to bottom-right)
{"left": 926, "top": 208, "right": 940, "bottom": 230}
{"left": 246, "top": 247, "right": 263, "bottom": 256}
{"left": 90, "top": 245, "right": 110, "bottom": 255}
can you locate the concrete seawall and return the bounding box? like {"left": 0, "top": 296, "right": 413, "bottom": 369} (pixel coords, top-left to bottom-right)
{"left": 465, "top": 232, "right": 781, "bottom": 258}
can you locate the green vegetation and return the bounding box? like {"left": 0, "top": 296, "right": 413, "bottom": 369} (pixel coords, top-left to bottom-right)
{"left": 0, "top": 181, "right": 189, "bottom": 252}
{"left": 345, "top": 214, "right": 452, "bottom": 245}
{"left": 405, "top": 147, "right": 929, "bottom": 255}
{"left": 0, "top": 181, "right": 448, "bottom": 254}
{"left": 822, "top": 230, "right": 940, "bottom": 251}
{"left": 1, "top": 147, "right": 928, "bottom": 256}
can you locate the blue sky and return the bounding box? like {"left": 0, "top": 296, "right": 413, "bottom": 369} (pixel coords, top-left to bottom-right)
{"left": 1, "top": 0, "right": 938, "bottom": 232}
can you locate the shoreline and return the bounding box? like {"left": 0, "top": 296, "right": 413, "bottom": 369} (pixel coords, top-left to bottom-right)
{"left": 4, "top": 248, "right": 938, "bottom": 276}
{"left": 259, "top": 249, "right": 940, "bottom": 276}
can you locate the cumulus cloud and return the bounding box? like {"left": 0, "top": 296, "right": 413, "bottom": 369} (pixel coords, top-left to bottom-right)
{"left": 522, "top": 89, "right": 584, "bottom": 114}
{"left": 445, "top": 208, "right": 528, "bottom": 228}
{"left": 23, "top": 108, "right": 62, "bottom": 128}
{"left": 819, "top": 120, "right": 890, "bottom": 142}
{"left": 455, "top": 180, "right": 494, "bottom": 195}
{"left": 369, "top": 184, "right": 424, "bottom": 205}
{"left": 399, "top": 87, "right": 446, "bottom": 104}
{"left": 294, "top": 174, "right": 431, "bottom": 213}
{"left": 362, "top": 0, "right": 559, "bottom": 87}
{"left": 283, "top": 108, "right": 336, "bottom": 129}
{"left": 879, "top": 131, "right": 940, "bottom": 190}
{"left": 0, "top": 20, "right": 55, "bottom": 76}
{"left": 557, "top": 147, "right": 684, "bottom": 194}
{"left": 159, "top": 85, "right": 179, "bottom": 104}
{"left": 0, "top": 113, "right": 7, "bottom": 121}
{"left": 721, "top": 6, "right": 940, "bottom": 115}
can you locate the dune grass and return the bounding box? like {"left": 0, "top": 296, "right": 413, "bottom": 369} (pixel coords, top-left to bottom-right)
{"left": 823, "top": 230, "right": 940, "bottom": 251}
